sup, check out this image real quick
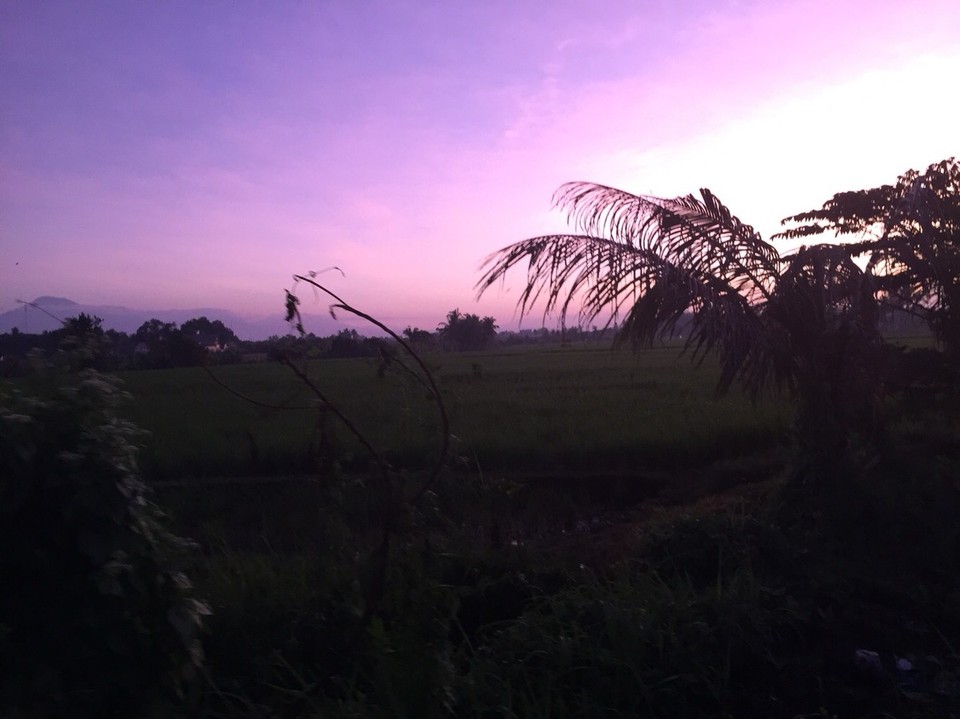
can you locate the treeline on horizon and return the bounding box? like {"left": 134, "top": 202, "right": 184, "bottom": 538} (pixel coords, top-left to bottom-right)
{"left": 0, "top": 304, "right": 928, "bottom": 377}
{"left": 0, "top": 307, "right": 639, "bottom": 376}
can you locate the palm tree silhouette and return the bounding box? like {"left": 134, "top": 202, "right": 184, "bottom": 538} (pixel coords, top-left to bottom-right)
{"left": 477, "top": 182, "right": 883, "bottom": 465}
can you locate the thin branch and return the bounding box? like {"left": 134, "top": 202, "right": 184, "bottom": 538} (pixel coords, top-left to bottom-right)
{"left": 277, "top": 354, "right": 391, "bottom": 480}
{"left": 289, "top": 274, "right": 451, "bottom": 499}
{"left": 202, "top": 364, "right": 315, "bottom": 411}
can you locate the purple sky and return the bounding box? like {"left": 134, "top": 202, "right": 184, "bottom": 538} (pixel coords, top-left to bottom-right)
{"left": 2, "top": 0, "right": 958, "bottom": 332}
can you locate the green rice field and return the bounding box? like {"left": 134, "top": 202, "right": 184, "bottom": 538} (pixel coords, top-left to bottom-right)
{"left": 118, "top": 343, "right": 792, "bottom": 480}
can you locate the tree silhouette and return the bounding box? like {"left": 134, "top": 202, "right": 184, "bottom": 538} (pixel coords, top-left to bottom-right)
{"left": 778, "top": 157, "right": 960, "bottom": 357}
{"left": 402, "top": 327, "right": 434, "bottom": 346}
{"left": 181, "top": 316, "right": 239, "bottom": 348}
{"left": 63, "top": 312, "right": 103, "bottom": 338}
{"left": 477, "top": 182, "right": 883, "bottom": 463}
{"left": 59, "top": 313, "right": 110, "bottom": 370}
{"left": 133, "top": 319, "right": 204, "bottom": 369}
{"left": 437, "top": 309, "right": 498, "bottom": 351}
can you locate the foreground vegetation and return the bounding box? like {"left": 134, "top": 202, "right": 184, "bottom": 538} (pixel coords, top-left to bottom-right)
{"left": 4, "top": 336, "right": 957, "bottom": 718}
{"left": 170, "top": 340, "right": 960, "bottom": 718}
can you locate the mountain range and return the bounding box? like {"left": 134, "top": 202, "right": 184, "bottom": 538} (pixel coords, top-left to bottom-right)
{"left": 0, "top": 296, "right": 346, "bottom": 340}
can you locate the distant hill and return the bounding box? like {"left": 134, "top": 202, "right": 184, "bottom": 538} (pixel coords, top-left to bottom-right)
{"left": 0, "top": 297, "right": 345, "bottom": 340}
{"left": 31, "top": 296, "right": 78, "bottom": 307}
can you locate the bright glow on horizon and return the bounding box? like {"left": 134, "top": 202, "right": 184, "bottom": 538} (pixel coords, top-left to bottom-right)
{"left": 1, "top": 0, "right": 958, "bottom": 332}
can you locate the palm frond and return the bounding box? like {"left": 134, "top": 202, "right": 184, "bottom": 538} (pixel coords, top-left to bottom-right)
{"left": 477, "top": 184, "right": 790, "bottom": 397}
{"left": 777, "top": 244, "right": 878, "bottom": 324}
{"left": 760, "top": 245, "right": 880, "bottom": 403}
{"left": 476, "top": 233, "right": 654, "bottom": 325}
{"left": 555, "top": 183, "right": 780, "bottom": 300}
{"left": 614, "top": 261, "right": 779, "bottom": 396}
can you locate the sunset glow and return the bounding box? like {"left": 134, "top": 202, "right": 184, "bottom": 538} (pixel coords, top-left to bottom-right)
{"left": 2, "top": 0, "right": 958, "bottom": 335}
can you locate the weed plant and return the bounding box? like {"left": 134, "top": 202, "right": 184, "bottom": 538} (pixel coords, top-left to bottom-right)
{"left": 0, "top": 368, "right": 208, "bottom": 718}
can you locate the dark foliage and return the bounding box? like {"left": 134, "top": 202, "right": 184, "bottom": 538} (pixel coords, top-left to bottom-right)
{"left": 0, "top": 369, "right": 208, "bottom": 717}
{"left": 181, "top": 316, "right": 240, "bottom": 348}
{"left": 133, "top": 318, "right": 207, "bottom": 369}
{"left": 437, "top": 309, "right": 498, "bottom": 351}
{"left": 0, "top": 314, "right": 247, "bottom": 375}
{"left": 779, "top": 157, "right": 960, "bottom": 356}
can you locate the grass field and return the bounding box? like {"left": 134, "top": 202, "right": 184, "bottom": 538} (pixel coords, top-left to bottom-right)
{"left": 118, "top": 343, "right": 792, "bottom": 480}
